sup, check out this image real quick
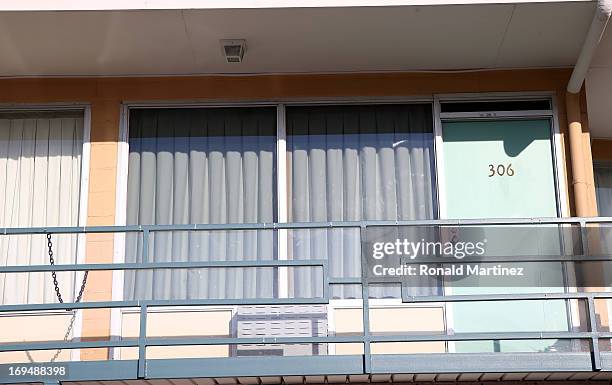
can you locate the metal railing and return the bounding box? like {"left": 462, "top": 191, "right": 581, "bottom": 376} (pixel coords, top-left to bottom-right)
{"left": 1, "top": 217, "right": 612, "bottom": 381}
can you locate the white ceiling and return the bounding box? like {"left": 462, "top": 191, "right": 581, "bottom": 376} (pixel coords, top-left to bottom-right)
{"left": 0, "top": 2, "right": 596, "bottom": 77}
{"left": 0, "top": 0, "right": 593, "bottom": 11}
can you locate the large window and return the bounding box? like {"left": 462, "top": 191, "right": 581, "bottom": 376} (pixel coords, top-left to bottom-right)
{"left": 285, "top": 104, "right": 436, "bottom": 299}
{"left": 0, "top": 110, "right": 85, "bottom": 304}
{"left": 123, "top": 103, "right": 437, "bottom": 300}
{"left": 124, "top": 107, "right": 278, "bottom": 300}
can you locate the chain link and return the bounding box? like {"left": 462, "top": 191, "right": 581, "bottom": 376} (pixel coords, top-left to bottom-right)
{"left": 47, "top": 234, "right": 88, "bottom": 304}
{"left": 26, "top": 234, "right": 89, "bottom": 363}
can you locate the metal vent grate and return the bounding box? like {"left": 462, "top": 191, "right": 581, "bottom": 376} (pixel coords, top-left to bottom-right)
{"left": 231, "top": 305, "right": 328, "bottom": 356}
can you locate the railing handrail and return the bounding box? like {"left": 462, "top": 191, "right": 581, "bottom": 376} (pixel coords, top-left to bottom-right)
{"left": 0, "top": 216, "right": 612, "bottom": 234}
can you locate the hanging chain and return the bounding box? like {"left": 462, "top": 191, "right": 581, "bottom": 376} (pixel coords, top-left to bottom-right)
{"left": 48, "top": 233, "right": 89, "bottom": 304}
{"left": 26, "top": 234, "right": 89, "bottom": 363}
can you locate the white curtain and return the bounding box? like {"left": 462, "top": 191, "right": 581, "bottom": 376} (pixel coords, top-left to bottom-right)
{"left": 286, "top": 104, "right": 437, "bottom": 299}
{"left": 596, "top": 164, "right": 612, "bottom": 216}
{"left": 0, "top": 111, "right": 83, "bottom": 305}
{"left": 124, "top": 108, "right": 277, "bottom": 300}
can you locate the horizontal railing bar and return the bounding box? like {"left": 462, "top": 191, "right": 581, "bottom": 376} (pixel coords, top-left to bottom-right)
{"left": 0, "top": 300, "right": 141, "bottom": 312}
{"left": 0, "top": 222, "right": 359, "bottom": 234}
{"left": 370, "top": 331, "right": 593, "bottom": 342}
{"left": 329, "top": 277, "right": 363, "bottom": 284}
{"left": 0, "top": 217, "right": 612, "bottom": 235}
{"left": 2, "top": 330, "right": 603, "bottom": 353}
{"left": 403, "top": 292, "right": 612, "bottom": 303}
{"left": 4, "top": 292, "right": 611, "bottom": 313}
{"left": 7, "top": 255, "right": 612, "bottom": 275}
{"left": 0, "top": 336, "right": 350, "bottom": 353}
{"left": 7, "top": 255, "right": 612, "bottom": 274}
{"left": 143, "top": 298, "right": 329, "bottom": 306}
{"left": 144, "top": 335, "right": 364, "bottom": 346}
{"left": 0, "top": 339, "right": 136, "bottom": 352}
{"left": 0, "top": 259, "right": 327, "bottom": 273}
{"left": 0, "top": 298, "right": 328, "bottom": 312}
{"left": 399, "top": 255, "right": 612, "bottom": 263}
{"left": 146, "top": 332, "right": 596, "bottom": 346}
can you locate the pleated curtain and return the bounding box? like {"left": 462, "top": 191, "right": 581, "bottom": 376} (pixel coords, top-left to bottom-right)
{"left": 0, "top": 111, "right": 83, "bottom": 304}
{"left": 124, "top": 108, "right": 277, "bottom": 300}
{"left": 286, "top": 104, "right": 437, "bottom": 298}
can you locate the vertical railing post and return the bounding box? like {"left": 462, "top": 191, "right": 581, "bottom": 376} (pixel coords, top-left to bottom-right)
{"left": 579, "top": 219, "right": 589, "bottom": 257}
{"left": 142, "top": 229, "right": 150, "bottom": 264}
{"left": 138, "top": 303, "right": 148, "bottom": 378}
{"left": 359, "top": 224, "right": 372, "bottom": 374}
{"left": 587, "top": 296, "right": 602, "bottom": 371}
{"left": 580, "top": 219, "right": 603, "bottom": 371}
{"left": 322, "top": 258, "right": 330, "bottom": 303}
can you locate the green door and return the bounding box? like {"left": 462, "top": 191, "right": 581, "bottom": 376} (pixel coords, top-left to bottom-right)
{"left": 441, "top": 119, "right": 569, "bottom": 353}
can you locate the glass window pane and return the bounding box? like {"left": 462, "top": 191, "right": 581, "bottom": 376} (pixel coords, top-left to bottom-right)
{"left": 0, "top": 111, "right": 83, "bottom": 304}
{"left": 595, "top": 163, "right": 612, "bottom": 216}
{"left": 124, "top": 107, "right": 277, "bottom": 300}
{"left": 285, "top": 104, "right": 436, "bottom": 299}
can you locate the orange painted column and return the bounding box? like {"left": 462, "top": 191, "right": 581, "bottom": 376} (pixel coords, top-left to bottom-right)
{"left": 80, "top": 99, "right": 120, "bottom": 360}
{"left": 566, "top": 91, "right": 598, "bottom": 216}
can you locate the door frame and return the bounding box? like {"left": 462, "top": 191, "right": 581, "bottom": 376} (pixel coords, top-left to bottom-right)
{"left": 432, "top": 92, "right": 574, "bottom": 353}
{"left": 433, "top": 92, "right": 569, "bottom": 219}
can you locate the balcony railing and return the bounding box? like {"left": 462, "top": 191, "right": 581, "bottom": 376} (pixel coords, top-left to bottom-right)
{"left": 1, "top": 217, "right": 612, "bottom": 383}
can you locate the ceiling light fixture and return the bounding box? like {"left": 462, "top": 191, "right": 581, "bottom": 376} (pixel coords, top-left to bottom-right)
{"left": 220, "top": 39, "right": 247, "bottom": 63}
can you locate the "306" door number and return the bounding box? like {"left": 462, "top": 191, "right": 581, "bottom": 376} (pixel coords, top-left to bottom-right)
{"left": 488, "top": 164, "right": 515, "bottom": 177}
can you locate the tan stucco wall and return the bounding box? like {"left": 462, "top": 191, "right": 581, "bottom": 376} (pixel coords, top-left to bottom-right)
{"left": 334, "top": 306, "right": 445, "bottom": 354}
{"left": 120, "top": 309, "right": 233, "bottom": 359}
{"left": 0, "top": 313, "right": 73, "bottom": 363}
{"left": 0, "top": 68, "right": 581, "bottom": 360}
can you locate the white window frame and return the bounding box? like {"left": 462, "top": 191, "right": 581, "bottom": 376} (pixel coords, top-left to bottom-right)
{"left": 433, "top": 92, "right": 569, "bottom": 219}
{"left": 278, "top": 100, "right": 445, "bottom": 355}
{"left": 0, "top": 103, "right": 91, "bottom": 362}
{"left": 112, "top": 102, "right": 281, "bottom": 359}
{"left": 112, "top": 98, "right": 441, "bottom": 357}
{"left": 433, "top": 92, "right": 574, "bottom": 352}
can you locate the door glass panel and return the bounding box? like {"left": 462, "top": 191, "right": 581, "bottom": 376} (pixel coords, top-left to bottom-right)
{"left": 442, "top": 119, "right": 557, "bottom": 219}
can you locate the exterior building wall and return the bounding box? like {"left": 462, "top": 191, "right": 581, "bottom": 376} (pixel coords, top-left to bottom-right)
{"left": 593, "top": 139, "right": 612, "bottom": 162}
{"left": 0, "top": 68, "right": 587, "bottom": 361}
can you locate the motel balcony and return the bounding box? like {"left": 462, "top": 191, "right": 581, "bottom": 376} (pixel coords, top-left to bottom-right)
{"left": 2, "top": 0, "right": 612, "bottom": 384}
{"left": 2, "top": 218, "right": 612, "bottom": 383}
